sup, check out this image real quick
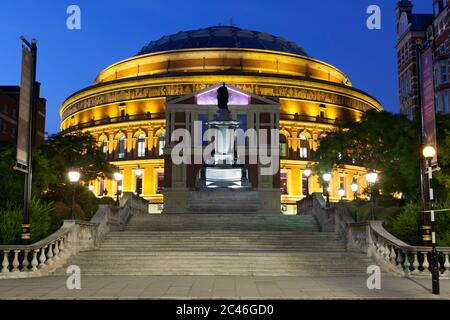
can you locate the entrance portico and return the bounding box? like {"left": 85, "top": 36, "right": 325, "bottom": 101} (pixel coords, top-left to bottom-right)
{"left": 162, "top": 83, "right": 281, "bottom": 214}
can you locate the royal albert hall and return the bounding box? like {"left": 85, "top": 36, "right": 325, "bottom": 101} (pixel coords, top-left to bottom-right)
{"left": 59, "top": 26, "right": 383, "bottom": 213}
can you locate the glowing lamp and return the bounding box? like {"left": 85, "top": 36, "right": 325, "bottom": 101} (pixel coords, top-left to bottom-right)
{"left": 365, "top": 171, "right": 378, "bottom": 184}
{"left": 68, "top": 170, "right": 80, "bottom": 183}
{"left": 422, "top": 146, "right": 436, "bottom": 159}
{"left": 114, "top": 172, "right": 123, "bottom": 181}
{"left": 135, "top": 168, "right": 143, "bottom": 176}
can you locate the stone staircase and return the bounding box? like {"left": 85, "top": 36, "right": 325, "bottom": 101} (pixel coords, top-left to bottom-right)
{"left": 57, "top": 214, "right": 375, "bottom": 277}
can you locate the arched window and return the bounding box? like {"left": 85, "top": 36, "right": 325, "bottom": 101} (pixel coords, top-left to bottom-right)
{"left": 299, "top": 134, "right": 308, "bottom": 159}
{"left": 137, "top": 134, "right": 146, "bottom": 158}
{"left": 158, "top": 131, "right": 165, "bottom": 156}
{"left": 279, "top": 134, "right": 287, "bottom": 157}
{"left": 118, "top": 135, "right": 126, "bottom": 159}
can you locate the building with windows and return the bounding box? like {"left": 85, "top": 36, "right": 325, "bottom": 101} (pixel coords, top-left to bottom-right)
{"left": 59, "top": 26, "right": 382, "bottom": 213}
{"left": 0, "top": 84, "right": 46, "bottom": 145}
{"left": 396, "top": 0, "right": 450, "bottom": 119}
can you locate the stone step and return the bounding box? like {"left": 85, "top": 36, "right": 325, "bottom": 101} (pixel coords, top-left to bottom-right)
{"left": 53, "top": 213, "right": 376, "bottom": 277}
{"left": 105, "top": 231, "right": 329, "bottom": 236}
{"left": 124, "top": 214, "right": 321, "bottom": 232}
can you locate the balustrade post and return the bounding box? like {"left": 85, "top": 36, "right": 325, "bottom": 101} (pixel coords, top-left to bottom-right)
{"left": 403, "top": 252, "right": 411, "bottom": 276}
{"left": 38, "top": 246, "right": 47, "bottom": 268}
{"left": 22, "top": 250, "right": 30, "bottom": 272}
{"left": 396, "top": 250, "right": 404, "bottom": 271}
{"left": 444, "top": 253, "right": 450, "bottom": 276}
{"left": 1, "top": 250, "right": 10, "bottom": 273}
{"left": 389, "top": 247, "right": 397, "bottom": 264}
{"left": 53, "top": 240, "right": 60, "bottom": 261}
{"left": 422, "top": 252, "right": 430, "bottom": 273}
{"left": 59, "top": 237, "right": 67, "bottom": 257}
{"left": 31, "top": 249, "right": 39, "bottom": 271}
{"left": 412, "top": 252, "right": 420, "bottom": 274}
{"left": 45, "top": 243, "right": 54, "bottom": 265}
{"left": 383, "top": 244, "right": 390, "bottom": 260}
{"left": 12, "top": 250, "right": 20, "bottom": 272}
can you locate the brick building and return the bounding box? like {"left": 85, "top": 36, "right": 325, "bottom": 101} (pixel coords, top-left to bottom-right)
{"left": 0, "top": 83, "right": 46, "bottom": 145}
{"left": 396, "top": 0, "right": 450, "bottom": 119}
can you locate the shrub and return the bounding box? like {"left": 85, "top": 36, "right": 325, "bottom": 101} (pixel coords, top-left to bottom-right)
{"left": 0, "top": 202, "right": 21, "bottom": 245}
{"left": 387, "top": 201, "right": 450, "bottom": 246}
{"left": 30, "top": 198, "right": 53, "bottom": 243}
{"left": 433, "top": 202, "right": 450, "bottom": 247}
{"left": 389, "top": 202, "right": 422, "bottom": 246}
{"left": 0, "top": 198, "right": 53, "bottom": 245}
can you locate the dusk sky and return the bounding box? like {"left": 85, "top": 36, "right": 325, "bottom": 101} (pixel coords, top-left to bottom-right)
{"left": 0, "top": 0, "right": 432, "bottom": 135}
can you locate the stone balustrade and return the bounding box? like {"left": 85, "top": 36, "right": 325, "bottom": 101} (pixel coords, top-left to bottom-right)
{"left": 0, "top": 192, "right": 148, "bottom": 279}
{"left": 298, "top": 193, "right": 450, "bottom": 279}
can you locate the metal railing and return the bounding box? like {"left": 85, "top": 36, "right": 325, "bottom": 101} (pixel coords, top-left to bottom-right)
{"left": 0, "top": 193, "right": 149, "bottom": 278}
{"left": 298, "top": 193, "right": 450, "bottom": 279}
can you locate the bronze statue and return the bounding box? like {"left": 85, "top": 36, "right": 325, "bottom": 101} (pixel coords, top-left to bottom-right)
{"left": 217, "top": 83, "right": 229, "bottom": 109}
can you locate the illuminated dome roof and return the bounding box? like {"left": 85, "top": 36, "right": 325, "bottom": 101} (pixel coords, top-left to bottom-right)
{"left": 138, "top": 26, "right": 308, "bottom": 56}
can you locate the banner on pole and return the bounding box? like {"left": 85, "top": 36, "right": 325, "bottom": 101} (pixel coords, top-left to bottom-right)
{"left": 421, "top": 46, "right": 438, "bottom": 167}
{"left": 16, "top": 46, "right": 32, "bottom": 169}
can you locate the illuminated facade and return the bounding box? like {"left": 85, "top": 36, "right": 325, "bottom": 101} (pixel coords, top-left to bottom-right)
{"left": 60, "top": 26, "right": 383, "bottom": 213}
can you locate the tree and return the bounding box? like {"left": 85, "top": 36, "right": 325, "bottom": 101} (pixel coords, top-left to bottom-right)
{"left": 41, "top": 131, "right": 116, "bottom": 183}
{"left": 315, "top": 110, "right": 421, "bottom": 200}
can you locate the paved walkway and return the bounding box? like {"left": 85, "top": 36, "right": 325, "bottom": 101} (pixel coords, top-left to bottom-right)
{"left": 0, "top": 275, "right": 449, "bottom": 299}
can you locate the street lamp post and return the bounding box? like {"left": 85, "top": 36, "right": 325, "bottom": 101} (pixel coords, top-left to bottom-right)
{"left": 322, "top": 173, "right": 331, "bottom": 207}
{"left": 365, "top": 171, "right": 378, "bottom": 220}
{"left": 67, "top": 170, "right": 80, "bottom": 220}
{"left": 351, "top": 180, "right": 358, "bottom": 200}
{"left": 114, "top": 172, "right": 123, "bottom": 206}
{"left": 422, "top": 145, "right": 440, "bottom": 295}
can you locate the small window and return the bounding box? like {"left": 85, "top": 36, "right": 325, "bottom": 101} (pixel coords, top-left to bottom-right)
{"left": 158, "top": 132, "right": 165, "bottom": 156}
{"left": 441, "top": 64, "right": 448, "bottom": 83}
{"left": 280, "top": 134, "right": 287, "bottom": 157}
{"left": 137, "top": 134, "right": 146, "bottom": 157}
{"left": 118, "top": 135, "right": 126, "bottom": 159}
{"left": 299, "top": 135, "right": 308, "bottom": 159}
{"left": 101, "top": 138, "right": 108, "bottom": 154}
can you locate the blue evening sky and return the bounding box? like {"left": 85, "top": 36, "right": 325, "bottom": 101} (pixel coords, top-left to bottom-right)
{"left": 0, "top": 0, "right": 432, "bottom": 135}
